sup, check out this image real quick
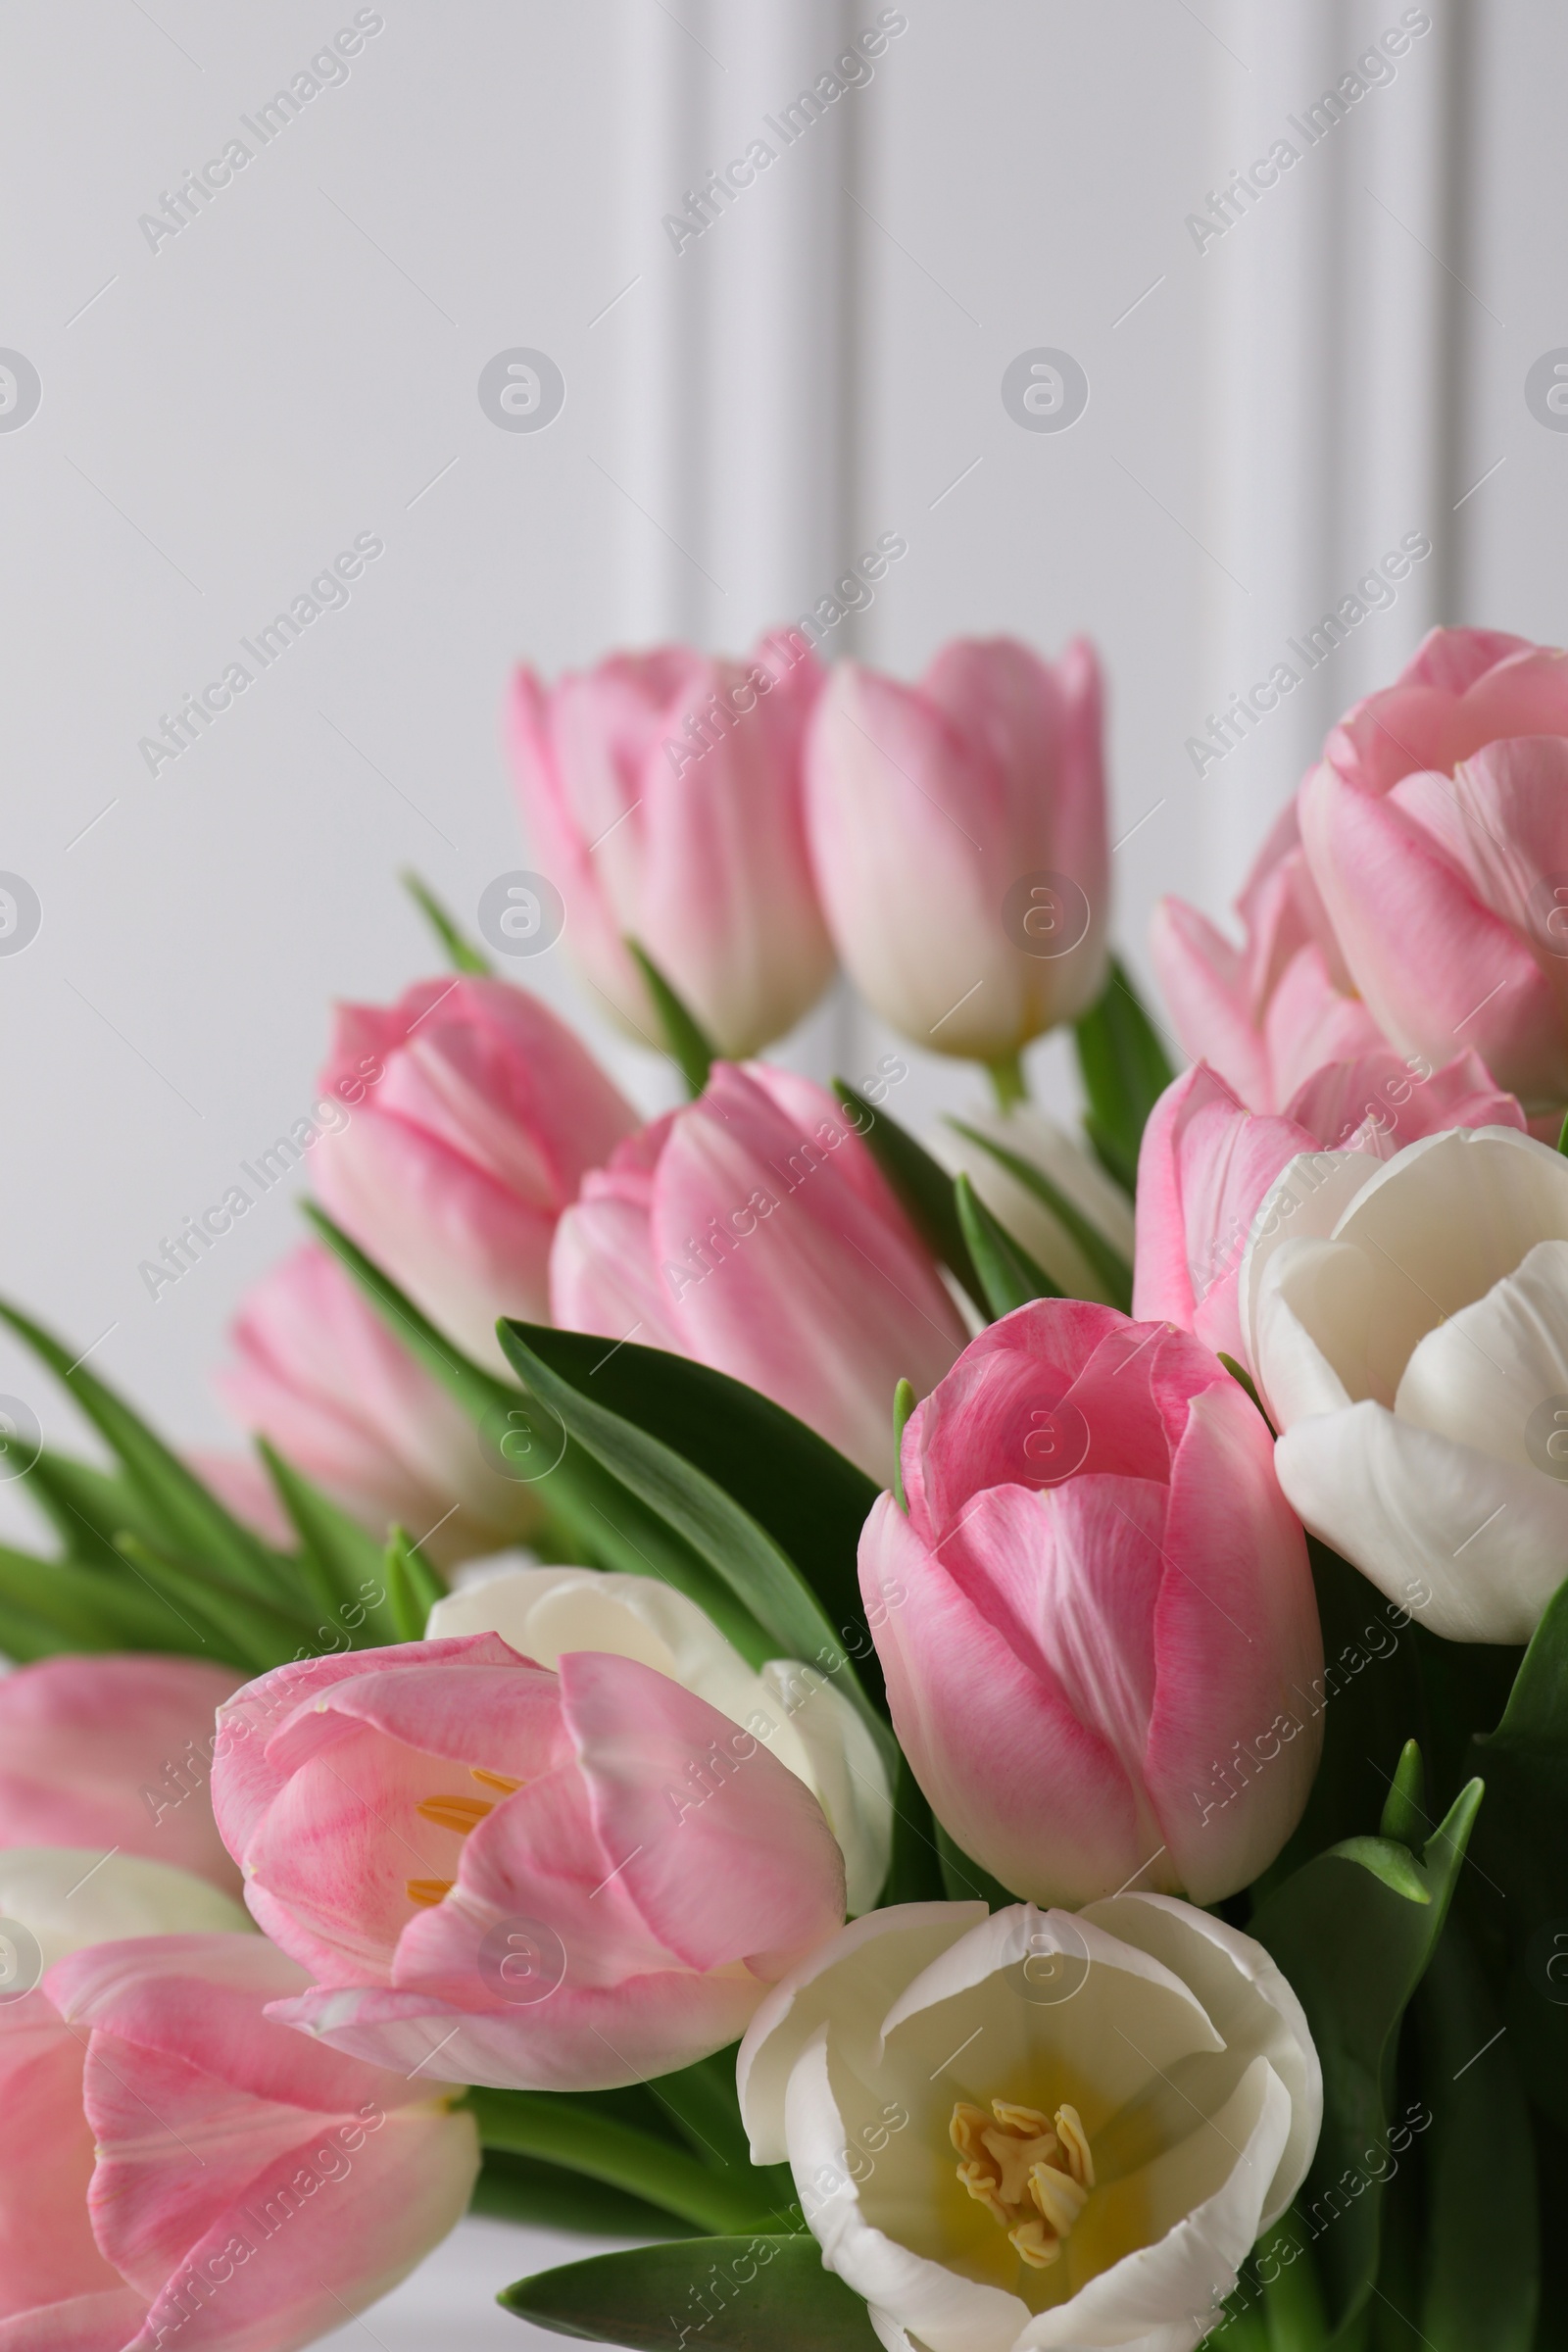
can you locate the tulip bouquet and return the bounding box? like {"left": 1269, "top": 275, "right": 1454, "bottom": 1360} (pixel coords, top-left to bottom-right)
{"left": 2, "top": 624, "right": 1567, "bottom": 2351}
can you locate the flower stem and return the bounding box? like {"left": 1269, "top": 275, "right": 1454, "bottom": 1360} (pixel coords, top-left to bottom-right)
{"left": 986, "top": 1051, "right": 1030, "bottom": 1112}
{"left": 463, "top": 2087, "right": 780, "bottom": 2235}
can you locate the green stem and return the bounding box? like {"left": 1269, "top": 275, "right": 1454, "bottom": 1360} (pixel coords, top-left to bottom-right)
{"left": 463, "top": 2088, "right": 778, "bottom": 2235}
{"left": 986, "top": 1050, "right": 1029, "bottom": 1111}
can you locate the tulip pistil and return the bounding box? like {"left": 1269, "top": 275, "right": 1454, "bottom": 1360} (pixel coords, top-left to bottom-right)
{"left": 951, "top": 2097, "right": 1094, "bottom": 2271}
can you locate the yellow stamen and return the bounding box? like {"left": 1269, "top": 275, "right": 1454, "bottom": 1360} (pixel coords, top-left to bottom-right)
{"left": 470, "top": 1768, "right": 523, "bottom": 1795}
{"left": 405, "top": 1878, "right": 455, "bottom": 1908}
{"left": 416, "top": 1794, "right": 495, "bottom": 1836}
{"left": 950, "top": 2097, "right": 1094, "bottom": 2272}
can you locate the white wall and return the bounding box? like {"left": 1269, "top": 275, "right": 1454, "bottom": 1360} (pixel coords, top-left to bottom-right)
{"left": 1, "top": 0, "right": 1553, "bottom": 1497}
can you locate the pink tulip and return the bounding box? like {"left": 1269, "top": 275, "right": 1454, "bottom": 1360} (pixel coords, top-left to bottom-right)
{"left": 861, "top": 1301, "right": 1322, "bottom": 1907}
{"left": 805, "top": 636, "right": 1108, "bottom": 1062}
{"left": 0, "top": 1654, "right": 243, "bottom": 1896}
{"left": 313, "top": 975, "right": 637, "bottom": 1368}
{"left": 509, "top": 633, "right": 834, "bottom": 1056}
{"left": 1298, "top": 626, "right": 1568, "bottom": 1114}
{"left": 550, "top": 1061, "right": 968, "bottom": 1481}
{"left": 1151, "top": 804, "right": 1383, "bottom": 1112}
{"left": 0, "top": 1933, "right": 477, "bottom": 2352}
{"left": 210, "top": 1634, "right": 846, "bottom": 2091}
{"left": 212, "top": 1243, "right": 541, "bottom": 1566}
{"left": 1134, "top": 1051, "right": 1526, "bottom": 1364}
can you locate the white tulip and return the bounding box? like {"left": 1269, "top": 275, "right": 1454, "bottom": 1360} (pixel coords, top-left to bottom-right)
{"left": 932, "top": 1107, "right": 1136, "bottom": 1305}
{"left": 737, "top": 1897, "right": 1320, "bottom": 2352}
{"left": 1241, "top": 1123, "right": 1568, "bottom": 1642}
{"left": 428, "top": 1566, "right": 894, "bottom": 1914}
{"left": 0, "top": 1845, "right": 252, "bottom": 1987}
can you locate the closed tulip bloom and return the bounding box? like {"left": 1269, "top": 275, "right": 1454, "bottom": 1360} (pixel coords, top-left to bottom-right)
{"left": 1244, "top": 1122, "right": 1568, "bottom": 1642}
{"left": 0, "top": 1653, "right": 244, "bottom": 1895}
{"left": 1298, "top": 627, "right": 1568, "bottom": 1114}
{"left": 737, "top": 1896, "right": 1320, "bottom": 2352}
{"left": 550, "top": 1062, "right": 968, "bottom": 1483}
{"left": 510, "top": 633, "right": 834, "bottom": 1055}
{"left": 933, "top": 1105, "right": 1136, "bottom": 1305}
{"left": 214, "top": 1244, "right": 541, "bottom": 1566}
{"left": 1152, "top": 805, "right": 1382, "bottom": 1113}
{"left": 1134, "top": 1052, "right": 1524, "bottom": 1366}
{"left": 210, "top": 1634, "right": 847, "bottom": 2090}
{"left": 0, "top": 1846, "right": 251, "bottom": 1978}
{"left": 805, "top": 637, "right": 1108, "bottom": 1063}
{"left": 313, "top": 975, "right": 638, "bottom": 1369}
{"left": 428, "top": 1565, "right": 893, "bottom": 1913}
{"left": 0, "top": 1932, "right": 477, "bottom": 2352}
{"left": 862, "top": 1302, "right": 1322, "bottom": 1907}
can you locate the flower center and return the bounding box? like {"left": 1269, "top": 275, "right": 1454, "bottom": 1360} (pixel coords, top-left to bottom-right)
{"left": 950, "top": 2097, "right": 1095, "bottom": 2271}
{"left": 405, "top": 1767, "right": 524, "bottom": 1909}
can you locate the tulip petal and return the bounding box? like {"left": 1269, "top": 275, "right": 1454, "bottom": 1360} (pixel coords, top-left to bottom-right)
{"left": 0, "top": 1995, "right": 122, "bottom": 2320}
{"left": 0, "top": 2289, "right": 148, "bottom": 2351}
{"left": 1395, "top": 1236, "right": 1568, "bottom": 1470}
{"left": 1149, "top": 897, "right": 1270, "bottom": 1109}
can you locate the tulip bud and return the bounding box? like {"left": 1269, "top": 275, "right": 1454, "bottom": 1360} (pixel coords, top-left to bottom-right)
{"left": 312, "top": 975, "right": 638, "bottom": 1369}
{"left": 862, "top": 1300, "right": 1322, "bottom": 1905}
{"left": 509, "top": 633, "right": 835, "bottom": 1056}
{"left": 550, "top": 1061, "right": 968, "bottom": 1482}
{"left": 805, "top": 636, "right": 1108, "bottom": 1063}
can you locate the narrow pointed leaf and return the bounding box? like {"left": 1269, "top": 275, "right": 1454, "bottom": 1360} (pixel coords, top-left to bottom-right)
{"left": 1072, "top": 955, "right": 1175, "bottom": 1196}
{"left": 626, "top": 937, "right": 715, "bottom": 1098}
{"left": 946, "top": 1115, "right": 1134, "bottom": 1307}
{"left": 258, "top": 1440, "right": 404, "bottom": 1643}
{"left": 471, "top": 2149, "right": 698, "bottom": 2238}
{"left": 465, "top": 2091, "right": 776, "bottom": 2235}
{"left": 17, "top": 1452, "right": 167, "bottom": 1572}
{"left": 832, "top": 1079, "right": 986, "bottom": 1313}
{"left": 500, "top": 2236, "right": 879, "bottom": 2350}
{"left": 0, "top": 1544, "right": 215, "bottom": 1656}
{"left": 113, "top": 1534, "right": 314, "bottom": 1674}
{"left": 384, "top": 1525, "right": 444, "bottom": 1642}
{"left": 402, "top": 869, "right": 493, "bottom": 974}
{"left": 954, "top": 1173, "right": 1062, "bottom": 1317}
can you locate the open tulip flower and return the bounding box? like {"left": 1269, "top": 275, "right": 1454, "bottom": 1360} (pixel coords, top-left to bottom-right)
{"left": 862, "top": 1300, "right": 1322, "bottom": 1906}
{"left": 1244, "top": 1119, "right": 1568, "bottom": 1641}
{"left": 210, "top": 1634, "right": 848, "bottom": 2090}
{"left": 0, "top": 1932, "right": 477, "bottom": 2352}
{"left": 737, "top": 1896, "right": 1320, "bottom": 2352}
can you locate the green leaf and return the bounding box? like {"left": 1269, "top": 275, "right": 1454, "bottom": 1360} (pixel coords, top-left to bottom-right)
{"left": 113, "top": 1533, "right": 314, "bottom": 1674}
{"left": 0, "top": 1298, "right": 286, "bottom": 1598}
{"left": 1379, "top": 1740, "right": 1427, "bottom": 1853}
{"left": 945, "top": 1115, "right": 1134, "bottom": 1308}
{"left": 954, "top": 1173, "right": 1062, "bottom": 1317}
{"left": 258, "top": 1440, "right": 404, "bottom": 1643}
{"left": 471, "top": 2148, "right": 700, "bottom": 2237}
{"left": 465, "top": 2091, "right": 778, "bottom": 2236}
{"left": 1072, "top": 954, "right": 1176, "bottom": 1196}
{"left": 1250, "top": 1770, "right": 1484, "bottom": 2339}
{"left": 498, "top": 1323, "right": 894, "bottom": 1765}
{"left": 500, "top": 2235, "right": 880, "bottom": 2350}
{"left": 891, "top": 1379, "right": 915, "bottom": 1513}
{"left": 1417, "top": 1920, "right": 1538, "bottom": 2352}
{"left": 0, "top": 1542, "right": 216, "bottom": 1656}
{"left": 832, "top": 1079, "right": 986, "bottom": 1315}
{"left": 1557, "top": 1108, "right": 1568, "bottom": 1155}
{"left": 402, "top": 868, "right": 493, "bottom": 974}
{"left": 383, "top": 1525, "right": 443, "bottom": 1643}
{"left": 626, "top": 937, "right": 715, "bottom": 1098}
{"left": 499, "top": 1323, "right": 879, "bottom": 1685}
{"left": 16, "top": 1452, "right": 167, "bottom": 1572}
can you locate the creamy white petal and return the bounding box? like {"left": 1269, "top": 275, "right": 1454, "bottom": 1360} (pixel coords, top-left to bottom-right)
{"left": 737, "top": 1904, "right": 988, "bottom": 2164}
{"left": 786, "top": 2027, "right": 1028, "bottom": 2352}
{"left": 1018, "top": 2056, "right": 1292, "bottom": 2352}
{"left": 0, "top": 1845, "right": 251, "bottom": 1973}
{"left": 1252, "top": 1238, "right": 1372, "bottom": 1423}
{"left": 935, "top": 1108, "right": 1137, "bottom": 1306}
{"left": 1239, "top": 1150, "right": 1376, "bottom": 1375}
{"left": 1081, "top": 1894, "right": 1320, "bottom": 2226}
{"left": 760, "top": 1660, "right": 894, "bottom": 1918}
{"left": 1395, "top": 1237, "right": 1568, "bottom": 1472}
{"left": 1276, "top": 1401, "right": 1568, "bottom": 1642}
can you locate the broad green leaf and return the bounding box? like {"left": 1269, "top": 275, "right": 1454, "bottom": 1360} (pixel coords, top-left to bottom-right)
{"left": 114, "top": 1533, "right": 314, "bottom": 1673}
{"left": 402, "top": 868, "right": 493, "bottom": 974}
{"left": 626, "top": 937, "right": 715, "bottom": 1097}
{"left": 1417, "top": 1921, "right": 1538, "bottom": 2352}
{"left": 0, "top": 1298, "right": 285, "bottom": 1598}
{"left": 1072, "top": 955, "right": 1175, "bottom": 1196}
{"left": 471, "top": 2148, "right": 698, "bottom": 2238}
{"left": 496, "top": 1324, "right": 879, "bottom": 1689}
{"left": 383, "top": 1525, "right": 444, "bottom": 1642}
{"left": 946, "top": 1115, "right": 1134, "bottom": 1308}
{"left": 832, "top": 1079, "right": 986, "bottom": 1315}
{"left": 500, "top": 2235, "right": 880, "bottom": 2350}
{"left": 499, "top": 1323, "right": 894, "bottom": 1765}
{"left": 305, "top": 1212, "right": 774, "bottom": 1664}
{"left": 954, "top": 1173, "right": 1062, "bottom": 1316}
{"left": 1251, "top": 1770, "right": 1484, "bottom": 2340}
{"left": 258, "top": 1440, "right": 404, "bottom": 1643}
{"left": 0, "top": 1543, "right": 218, "bottom": 1657}
{"left": 465, "top": 2090, "right": 778, "bottom": 2235}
